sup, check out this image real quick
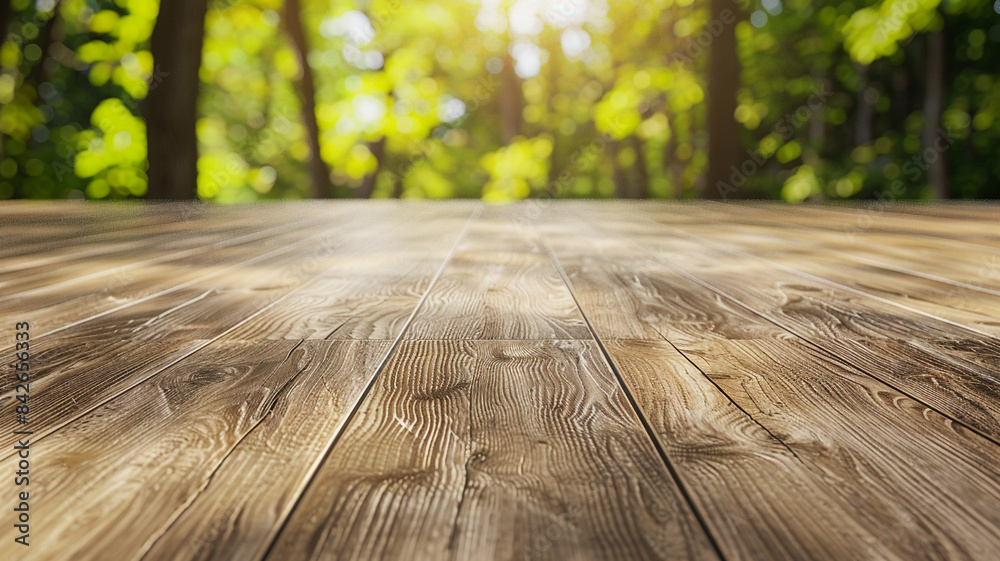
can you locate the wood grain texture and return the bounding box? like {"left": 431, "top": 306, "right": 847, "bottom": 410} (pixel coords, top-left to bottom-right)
{"left": 603, "top": 340, "right": 907, "bottom": 561}
{"left": 405, "top": 207, "right": 590, "bottom": 340}
{"left": 0, "top": 209, "right": 407, "bottom": 453}
{"left": 682, "top": 339, "right": 1000, "bottom": 560}
{"left": 579, "top": 206, "right": 1000, "bottom": 444}
{"left": 0, "top": 341, "right": 351, "bottom": 561}
{"left": 139, "top": 341, "right": 391, "bottom": 561}
{"left": 224, "top": 204, "right": 475, "bottom": 340}
{"left": 3, "top": 201, "right": 1000, "bottom": 561}
{"left": 544, "top": 208, "right": 1000, "bottom": 559}
{"left": 266, "top": 340, "right": 717, "bottom": 561}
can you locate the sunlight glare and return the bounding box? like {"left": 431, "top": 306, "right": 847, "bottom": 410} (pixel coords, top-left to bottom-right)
{"left": 511, "top": 42, "right": 542, "bottom": 78}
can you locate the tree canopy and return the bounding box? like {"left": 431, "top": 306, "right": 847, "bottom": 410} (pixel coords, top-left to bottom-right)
{"left": 1, "top": 0, "right": 997, "bottom": 202}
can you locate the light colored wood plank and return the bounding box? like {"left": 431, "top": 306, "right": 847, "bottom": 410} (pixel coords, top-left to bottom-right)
{"left": 680, "top": 225, "right": 1000, "bottom": 340}
{"left": 0, "top": 210, "right": 314, "bottom": 291}
{"left": 266, "top": 340, "right": 718, "bottom": 561}
{"left": 143, "top": 341, "right": 390, "bottom": 561}
{"left": 0, "top": 340, "right": 347, "bottom": 561}
{"left": 682, "top": 338, "right": 1000, "bottom": 560}
{"left": 545, "top": 209, "right": 1000, "bottom": 559}
{"left": 581, "top": 207, "right": 1000, "bottom": 444}
{"left": 603, "top": 340, "right": 910, "bottom": 561}
{"left": 224, "top": 205, "right": 476, "bottom": 341}
{"left": 0, "top": 218, "right": 340, "bottom": 333}
{"left": 0, "top": 212, "right": 399, "bottom": 454}
{"left": 405, "top": 207, "right": 589, "bottom": 340}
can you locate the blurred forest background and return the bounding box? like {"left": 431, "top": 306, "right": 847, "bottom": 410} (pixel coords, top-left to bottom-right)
{"left": 0, "top": 0, "right": 998, "bottom": 202}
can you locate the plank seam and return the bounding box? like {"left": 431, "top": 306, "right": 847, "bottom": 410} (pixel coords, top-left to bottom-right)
{"left": 707, "top": 200, "right": 1000, "bottom": 255}
{"left": 536, "top": 226, "right": 729, "bottom": 561}
{"left": 697, "top": 218, "right": 1000, "bottom": 299}
{"left": 1, "top": 213, "right": 328, "bottom": 304}
{"left": 0, "top": 210, "right": 427, "bottom": 461}
{"left": 655, "top": 333, "right": 807, "bottom": 464}
{"left": 256, "top": 203, "right": 483, "bottom": 561}
{"left": 133, "top": 340, "right": 309, "bottom": 559}
{"left": 34, "top": 215, "right": 359, "bottom": 339}
{"left": 599, "top": 212, "right": 1000, "bottom": 450}
{"left": 674, "top": 225, "right": 1000, "bottom": 342}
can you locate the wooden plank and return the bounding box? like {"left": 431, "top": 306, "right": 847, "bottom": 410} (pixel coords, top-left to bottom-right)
{"left": 0, "top": 217, "right": 342, "bottom": 335}
{"left": 266, "top": 340, "right": 718, "bottom": 561}
{"left": 603, "top": 340, "right": 912, "bottom": 561}
{"left": 0, "top": 215, "right": 328, "bottom": 306}
{"left": 0, "top": 210, "right": 406, "bottom": 453}
{"left": 544, "top": 211, "right": 1000, "bottom": 559}
{"left": 713, "top": 202, "right": 1000, "bottom": 249}
{"left": 0, "top": 209, "right": 309, "bottom": 289}
{"left": 224, "top": 204, "right": 477, "bottom": 341}
{"left": 673, "top": 225, "right": 1000, "bottom": 340}
{"left": 0, "top": 340, "right": 377, "bottom": 561}
{"left": 405, "top": 206, "right": 589, "bottom": 340}
{"left": 681, "top": 338, "right": 1000, "bottom": 560}
{"left": 820, "top": 201, "right": 1000, "bottom": 223}
{"left": 0, "top": 203, "right": 397, "bottom": 336}
{"left": 661, "top": 217, "right": 1000, "bottom": 297}
{"left": 134, "top": 341, "right": 391, "bottom": 561}
{"left": 580, "top": 207, "right": 1000, "bottom": 444}
{"left": 0, "top": 202, "right": 262, "bottom": 261}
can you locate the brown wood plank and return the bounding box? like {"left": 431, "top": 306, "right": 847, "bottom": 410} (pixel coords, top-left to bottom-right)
{"left": 819, "top": 201, "right": 1000, "bottom": 223}
{"left": 0, "top": 202, "right": 274, "bottom": 262}
{"left": 0, "top": 217, "right": 355, "bottom": 336}
{"left": 661, "top": 216, "right": 1000, "bottom": 297}
{"left": 543, "top": 209, "right": 1000, "bottom": 559}
{"left": 580, "top": 206, "right": 1000, "bottom": 444}
{"left": 3, "top": 201, "right": 1000, "bottom": 560}
{"left": 675, "top": 225, "right": 1000, "bottom": 340}
{"left": 0, "top": 340, "right": 379, "bottom": 561}
{"left": 603, "top": 340, "right": 912, "bottom": 560}
{"left": 681, "top": 338, "right": 1000, "bottom": 560}
{"left": 0, "top": 218, "right": 336, "bottom": 328}
{"left": 266, "top": 340, "right": 718, "bottom": 561}
{"left": 712, "top": 202, "right": 1000, "bottom": 249}
{"left": 0, "top": 209, "right": 413, "bottom": 454}
{"left": 224, "top": 204, "right": 477, "bottom": 341}
{"left": 134, "top": 340, "right": 391, "bottom": 561}
{"left": 0, "top": 210, "right": 313, "bottom": 291}
{"left": 405, "top": 206, "right": 589, "bottom": 340}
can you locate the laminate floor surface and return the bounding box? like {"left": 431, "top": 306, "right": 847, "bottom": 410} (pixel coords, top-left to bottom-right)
{"left": 2, "top": 201, "right": 1000, "bottom": 561}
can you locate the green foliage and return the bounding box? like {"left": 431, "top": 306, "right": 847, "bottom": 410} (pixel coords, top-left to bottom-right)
{"left": 2, "top": 0, "right": 999, "bottom": 201}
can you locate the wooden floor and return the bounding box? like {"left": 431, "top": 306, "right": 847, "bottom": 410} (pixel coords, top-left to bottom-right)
{"left": 2, "top": 201, "right": 1000, "bottom": 561}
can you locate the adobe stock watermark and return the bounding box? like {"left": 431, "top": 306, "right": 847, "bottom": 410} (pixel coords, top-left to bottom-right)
{"left": 841, "top": 126, "right": 958, "bottom": 243}
{"left": 872, "top": 0, "right": 926, "bottom": 47}
{"left": 715, "top": 83, "right": 834, "bottom": 198}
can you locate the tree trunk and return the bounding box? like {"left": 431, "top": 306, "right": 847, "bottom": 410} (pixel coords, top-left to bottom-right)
{"left": 391, "top": 166, "right": 404, "bottom": 198}
{"left": 27, "top": 10, "right": 60, "bottom": 87}
{"left": 283, "top": 0, "right": 333, "bottom": 199}
{"left": 630, "top": 136, "right": 649, "bottom": 199}
{"left": 545, "top": 34, "right": 560, "bottom": 194}
{"left": 499, "top": 50, "right": 522, "bottom": 145}
{"left": 0, "top": 0, "right": 12, "bottom": 45}
{"left": 664, "top": 129, "right": 683, "bottom": 198}
{"left": 854, "top": 62, "right": 874, "bottom": 146}
{"left": 705, "top": 0, "right": 743, "bottom": 199}
{"left": 145, "top": 0, "right": 209, "bottom": 200}
{"left": 610, "top": 141, "right": 630, "bottom": 199}
{"left": 808, "top": 70, "right": 826, "bottom": 152}
{"left": 357, "top": 137, "right": 386, "bottom": 198}
{"left": 892, "top": 67, "right": 909, "bottom": 126}
{"left": 922, "top": 29, "right": 949, "bottom": 199}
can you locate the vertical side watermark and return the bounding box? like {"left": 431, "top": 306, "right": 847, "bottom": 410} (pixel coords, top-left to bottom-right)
{"left": 12, "top": 322, "right": 32, "bottom": 547}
